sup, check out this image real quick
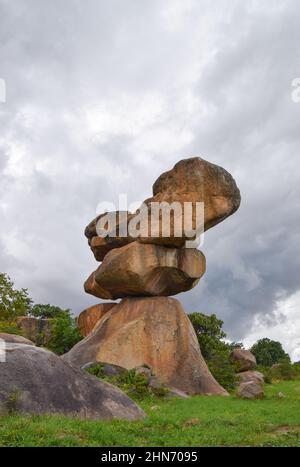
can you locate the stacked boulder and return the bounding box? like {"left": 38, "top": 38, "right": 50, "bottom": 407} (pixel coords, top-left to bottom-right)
{"left": 64, "top": 157, "right": 241, "bottom": 395}
{"left": 231, "top": 348, "right": 265, "bottom": 399}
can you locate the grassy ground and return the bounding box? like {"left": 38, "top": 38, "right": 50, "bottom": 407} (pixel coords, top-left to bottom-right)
{"left": 0, "top": 380, "right": 300, "bottom": 447}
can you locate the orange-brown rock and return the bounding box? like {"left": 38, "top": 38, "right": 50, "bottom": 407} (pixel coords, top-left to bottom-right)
{"left": 141, "top": 157, "right": 241, "bottom": 247}
{"left": 77, "top": 303, "right": 116, "bottom": 337}
{"left": 84, "top": 241, "right": 206, "bottom": 300}
{"left": 63, "top": 297, "right": 228, "bottom": 396}
{"left": 84, "top": 157, "right": 241, "bottom": 260}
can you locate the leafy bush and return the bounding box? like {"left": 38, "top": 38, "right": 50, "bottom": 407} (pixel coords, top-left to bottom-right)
{"left": 0, "top": 273, "right": 32, "bottom": 322}
{"left": 86, "top": 364, "right": 167, "bottom": 400}
{"left": 257, "top": 363, "right": 300, "bottom": 383}
{"left": 46, "top": 311, "right": 82, "bottom": 355}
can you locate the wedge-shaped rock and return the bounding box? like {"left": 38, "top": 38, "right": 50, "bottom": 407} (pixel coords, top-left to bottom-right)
{"left": 0, "top": 343, "right": 144, "bottom": 420}
{"left": 63, "top": 297, "right": 228, "bottom": 396}
{"left": 77, "top": 303, "right": 116, "bottom": 337}
{"left": 84, "top": 241, "right": 206, "bottom": 300}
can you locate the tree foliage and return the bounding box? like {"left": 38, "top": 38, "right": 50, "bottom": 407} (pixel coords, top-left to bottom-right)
{"left": 0, "top": 273, "right": 32, "bottom": 321}
{"left": 0, "top": 271, "right": 81, "bottom": 354}
{"left": 250, "top": 338, "right": 290, "bottom": 367}
{"left": 189, "top": 312, "right": 238, "bottom": 391}
{"left": 46, "top": 309, "right": 82, "bottom": 355}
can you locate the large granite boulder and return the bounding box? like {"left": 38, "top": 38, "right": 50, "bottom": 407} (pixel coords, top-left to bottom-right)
{"left": 0, "top": 343, "right": 144, "bottom": 420}
{"left": 84, "top": 242, "right": 206, "bottom": 300}
{"left": 231, "top": 348, "right": 256, "bottom": 372}
{"left": 0, "top": 333, "right": 35, "bottom": 346}
{"left": 77, "top": 303, "right": 116, "bottom": 336}
{"left": 17, "top": 316, "right": 52, "bottom": 345}
{"left": 85, "top": 157, "right": 241, "bottom": 259}
{"left": 63, "top": 297, "right": 228, "bottom": 396}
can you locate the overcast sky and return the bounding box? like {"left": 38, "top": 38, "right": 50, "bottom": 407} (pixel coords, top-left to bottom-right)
{"left": 1, "top": 0, "right": 300, "bottom": 359}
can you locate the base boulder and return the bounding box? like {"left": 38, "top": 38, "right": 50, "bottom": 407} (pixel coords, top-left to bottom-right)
{"left": 63, "top": 297, "right": 228, "bottom": 396}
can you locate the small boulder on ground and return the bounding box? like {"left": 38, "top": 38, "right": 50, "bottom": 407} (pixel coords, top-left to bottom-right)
{"left": 231, "top": 348, "right": 256, "bottom": 372}
{"left": 0, "top": 343, "right": 145, "bottom": 420}
{"left": 236, "top": 381, "right": 264, "bottom": 399}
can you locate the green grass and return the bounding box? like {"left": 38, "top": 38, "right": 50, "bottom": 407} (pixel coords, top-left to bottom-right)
{"left": 0, "top": 381, "right": 300, "bottom": 447}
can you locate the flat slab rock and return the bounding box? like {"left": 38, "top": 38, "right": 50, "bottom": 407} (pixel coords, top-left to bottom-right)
{"left": 85, "top": 241, "right": 206, "bottom": 300}
{"left": 63, "top": 297, "right": 228, "bottom": 396}
{"left": 0, "top": 343, "right": 145, "bottom": 420}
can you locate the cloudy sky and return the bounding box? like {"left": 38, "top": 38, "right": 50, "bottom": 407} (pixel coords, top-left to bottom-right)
{"left": 1, "top": 0, "right": 300, "bottom": 359}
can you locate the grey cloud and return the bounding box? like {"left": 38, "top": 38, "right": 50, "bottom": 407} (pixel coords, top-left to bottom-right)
{"left": 0, "top": 0, "right": 300, "bottom": 351}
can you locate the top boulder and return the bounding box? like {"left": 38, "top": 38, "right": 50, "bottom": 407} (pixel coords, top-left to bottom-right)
{"left": 85, "top": 157, "right": 241, "bottom": 260}
{"left": 150, "top": 157, "right": 241, "bottom": 232}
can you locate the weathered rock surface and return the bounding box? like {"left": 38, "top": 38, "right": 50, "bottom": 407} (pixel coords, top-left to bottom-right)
{"left": 0, "top": 343, "right": 144, "bottom": 420}
{"left": 236, "top": 381, "right": 264, "bottom": 399}
{"left": 0, "top": 333, "right": 35, "bottom": 346}
{"left": 141, "top": 157, "right": 241, "bottom": 247}
{"left": 237, "top": 370, "right": 264, "bottom": 384}
{"left": 77, "top": 303, "right": 116, "bottom": 336}
{"left": 63, "top": 297, "right": 228, "bottom": 396}
{"left": 231, "top": 348, "right": 256, "bottom": 372}
{"left": 85, "top": 157, "right": 241, "bottom": 260}
{"left": 84, "top": 242, "right": 206, "bottom": 300}
{"left": 17, "top": 316, "right": 52, "bottom": 345}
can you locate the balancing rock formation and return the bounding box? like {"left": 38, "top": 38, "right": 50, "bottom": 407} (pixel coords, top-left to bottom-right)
{"left": 65, "top": 157, "right": 241, "bottom": 395}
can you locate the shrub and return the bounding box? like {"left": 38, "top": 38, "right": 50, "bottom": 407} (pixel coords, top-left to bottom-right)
{"left": 0, "top": 273, "right": 32, "bottom": 322}
{"left": 46, "top": 311, "right": 82, "bottom": 355}
{"left": 207, "top": 351, "right": 237, "bottom": 392}
{"left": 86, "top": 364, "right": 167, "bottom": 400}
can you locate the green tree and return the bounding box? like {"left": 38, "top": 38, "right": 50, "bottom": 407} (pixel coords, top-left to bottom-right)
{"left": 250, "top": 338, "right": 290, "bottom": 367}
{"left": 31, "top": 304, "right": 67, "bottom": 319}
{"left": 46, "top": 309, "right": 82, "bottom": 355}
{"left": 189, "top": 312, "right": 238, "bottom": 391}
{"left": 0, "top": 273, "right": 32, "bottom": 333}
